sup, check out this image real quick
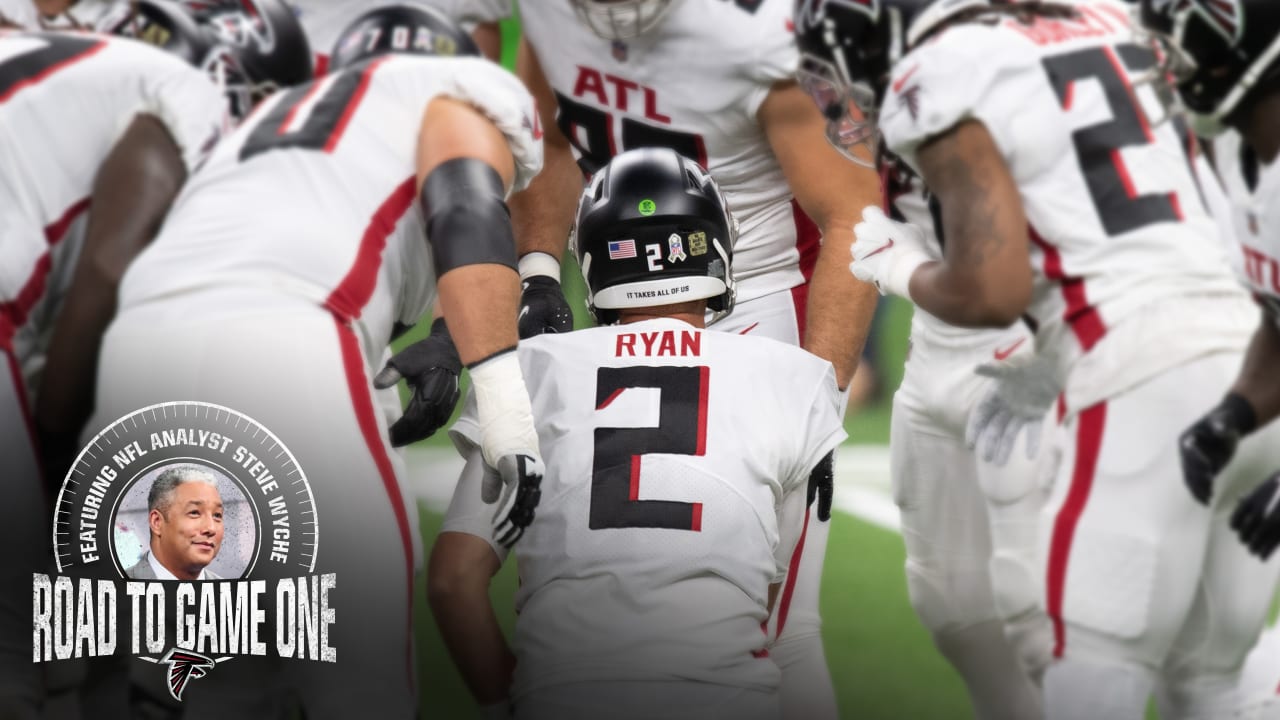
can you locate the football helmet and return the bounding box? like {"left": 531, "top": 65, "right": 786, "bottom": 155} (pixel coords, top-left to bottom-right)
{"left": 572, "top": 148, "right": 737, "bottom": 325}
{"left": 1138, "top": 0, "right": 1280, "bottom": 136}
{"left": 329, "top": 4, "right": 479, "bottom": 71}
{"left": 570, "top": 0, "right": 676, "bottom": 41}
{"left": 105, "top": 0, "right": 311, "bottom": 118}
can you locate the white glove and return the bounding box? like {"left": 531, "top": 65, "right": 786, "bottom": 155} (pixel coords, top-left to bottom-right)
{"left": 965, "top": 351, "right": 1060, "bottom": 467}
{"left": 849, "top": 206, "right": 932, "bottom": 300}
{"left": 469, "top": 350, "right": 545, "bottom": 547}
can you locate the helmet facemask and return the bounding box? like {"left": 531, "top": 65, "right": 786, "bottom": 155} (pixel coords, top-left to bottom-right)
{"left": 569, "top": 0, "right": 675, "bottom": 41}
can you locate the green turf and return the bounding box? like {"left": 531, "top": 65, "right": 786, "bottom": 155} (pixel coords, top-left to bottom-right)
{"left": 414, "top": 506, "right": 972, "bottom": 719}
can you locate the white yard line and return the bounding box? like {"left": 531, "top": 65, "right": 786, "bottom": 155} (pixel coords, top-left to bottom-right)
{"left": 406, "top": 444, "right": 899, "bottom": 532}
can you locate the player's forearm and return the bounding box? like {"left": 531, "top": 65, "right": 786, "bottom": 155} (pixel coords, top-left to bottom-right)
{"left": 804, "top": 227, "right": 877, "bottom": 390}
{"left": 36, "top": 113, "right": 185, "bottom": 439}
{"left": 510, "top": 139, "right": 581, "bottom": 261}
{"left": 907, "top": 260, "right": 1026, "bottom": 327}
{"left": 1232, "top": 313, "right": 1280, "bottom": 429}
{"left": 427, "top": 534, "right": 514, "bottom": 705}
{"left": 437, "top": 265, "right": 521, "bottom": 365}
{"left": 471, "top": 21, "right": 502, "bottom": 62}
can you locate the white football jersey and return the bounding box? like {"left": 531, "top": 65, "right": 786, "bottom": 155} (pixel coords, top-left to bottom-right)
{"left": 445, "top": 318, "right": 846, "bottom": 697}
{"left": 880, "top": 2, "right": 1253, "bottom": 413}
{"left": 291, "top": 0, "right": 512, "bottom": 72}
{"left": 520, "top": 0, "right": 817, "bottom": 304}
{"left": 0, "top": 31, "right": 224, "bottom": 383}
{"left": 119, "top": 55, "right": 541, "bottom": 368}
{"left": 1213, "top": 131, "right": 1280, "bottom": 326}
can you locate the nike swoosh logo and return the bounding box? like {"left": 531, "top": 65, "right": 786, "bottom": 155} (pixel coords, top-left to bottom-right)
{"left": 519, "top": 306, "right": 530, "bottom": 321}
{"left": 892, "top": 65, "right": 920, "bottom": 94}
{"left": 738, "top": 322, "right": 759, "bottom": 335}
{"left": 993, "top": 337, "right": 1027, "bottom": 361}
{"left": 861, "top": 239, "right": 895, "bottom": 259}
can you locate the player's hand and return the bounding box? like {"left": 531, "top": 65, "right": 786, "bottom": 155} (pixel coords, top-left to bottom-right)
{"left": 373, "top": 318, "right": 461, "bottom": 446}
{"left": 849, "top": 206, "right": 932, "bottom": 299}
{"left": 965, "top": 351, "right": 1059, "bottom": 467}
{"left": 481, "top": 452, "right": 544, "bottom": 548}
{"left": 1180, "top": 393, "right": 1257, "bottom": 505}
{"left": 807, "top": 451, "right": 835, "bottom": 522}
{"left": 518, "top": 276, "right": 574, "bottom": 339}
{"left": 1231, "top": 472, "right": 1280, "bottom": 559}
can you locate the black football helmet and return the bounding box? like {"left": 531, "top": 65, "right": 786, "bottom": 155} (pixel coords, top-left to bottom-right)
{"left": 572, "top": 148, "right": 737, "bottom": 325}
{"left": 329, "top": 4, "right": 479, "bottom": 71}
{"left": 1138, "top": 0, "right": 1280, "bottom": 136}
{"left": 105, "top": 0, "right": 312, "bottom": 118}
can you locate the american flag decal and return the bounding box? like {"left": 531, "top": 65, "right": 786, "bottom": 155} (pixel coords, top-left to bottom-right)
{"left": 608, "top": 239, "right": 637, "bottom": 260}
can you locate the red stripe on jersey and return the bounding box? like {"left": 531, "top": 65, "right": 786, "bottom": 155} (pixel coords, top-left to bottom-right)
{"left": 313, "top": 54, "right": 330, "bottom": 77}
{"left": 1, "top": 197, "right": 90, "bottom": 346}
{"left": 1029, "top": 227, "right": 1106, "bottom": 351}
{"left": 1103, "top": 45, "right": 1153, "bottom": 143}
{"left": 690, "top": 502, "right": 702, "bottom": 532}
{"left": 597, "top": 387, "right": 625, "bottom": 410}
{"left": 324, "top": 178, "right": 417, "bottom": 322}
{"left": 333, "top": 316, "right": 416, "bottom": 684}
{"left": 1062, "top": 81, "right": 1075, "bottom": 111}
{"left": 280, "top": 77, "right": 328, "bottom": 136}
{"left": 775, "top": 505, "right": 811, "bottom": 638}
{"left": 629, "top": 455, "right": 641, "bottom": 502}
{"left": 1168, "top": 191, "right": 1184, "bottom": 221}
{"left": 323, "top": 56, "right": 389, "bottom": 153}
{"left": 0, "top": 39, "right": 106, "bottom": 105}
{"left": 1047, "top": 402, "right": 1106, "bottom": 658}
{"left": 1111, "top": 148, "right": 1138, "bottom": 198}
{"left": 695, "top": 365, "right": 709, "bottom": 456}
{"left": 790, "top": 200, "right": 822, "bottom": 342}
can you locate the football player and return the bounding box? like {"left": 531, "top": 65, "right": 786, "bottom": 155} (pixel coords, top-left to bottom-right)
{"left": 430, "top": 147, "right": 846, "bottom": 720}
{"left": 465, "top": 2, "right": 883, "bottom": 715}
{"left": 87, "top": 5, "right": 544, "bottom": 717}
{"left": 0, "top": 1, "right": 303, "bottom": 712}
{"left": 800, "top": 0, "right": 1280, "bottom": 718}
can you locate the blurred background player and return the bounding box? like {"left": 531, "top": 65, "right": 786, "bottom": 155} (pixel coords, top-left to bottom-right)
{"left": 391, "top": 1, "right": 885, "bottom": 715}
{"left": 0, "top": 4, "right": 251, "bottom": 714}
{"left": 795, "top": 6, "right": 1052, "bottom": 715}
{"left": 809, "top": 0, "right": 1280, "bottom": 717}
{"left": 88, "top": 5, "right": 544, "bottom": 717}
{"left": 429, "top": 147, "right": 846, "bottom": 720}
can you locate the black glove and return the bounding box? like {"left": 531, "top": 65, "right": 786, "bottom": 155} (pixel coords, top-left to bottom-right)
{"left": 1180, "top": 393, "right": 1257, "bottom": 505}
{"left": 373, "top": 318, "right": 461, "bottom": 446}
{"left": 1231, "top": 472, "right": 1280, "bottom": 559}
{"left": 518, "top": 275, "right": 574, "bottom": 339}
{"left": 484, "top": 452, "right": 544, "bottom": 548}
{"left": 807, "top": 451, "right": 834, "bottom": 522}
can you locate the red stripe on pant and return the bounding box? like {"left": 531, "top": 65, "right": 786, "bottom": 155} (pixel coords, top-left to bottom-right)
{"left": 333, "top": 317, "right": 416, "bottom": 686}
{"left": 776, "top": 504, "right": 812, "bottom": 638}
{"left": 1046, "top": 402, "right": 1108, "bottom": 658}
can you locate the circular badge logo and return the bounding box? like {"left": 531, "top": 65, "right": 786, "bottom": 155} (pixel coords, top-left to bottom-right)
{"left": 53, "top": 401, "right": 318, "bottom": 581}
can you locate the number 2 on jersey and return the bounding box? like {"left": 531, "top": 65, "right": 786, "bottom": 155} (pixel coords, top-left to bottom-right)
{"left": 590, "top": 365, "right": 708, "bottom": 531}
{"left": 1042, "top": 44, "right": 1184, "bottom": 236}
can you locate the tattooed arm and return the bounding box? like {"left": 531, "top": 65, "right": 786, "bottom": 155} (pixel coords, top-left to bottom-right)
{"left": 908, "top": 120, "right": 1033, "bottom": 327}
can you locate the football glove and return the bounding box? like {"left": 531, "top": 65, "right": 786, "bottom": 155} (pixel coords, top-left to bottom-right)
{"left": 807, "top": 451, "right": 835, "bottom": 522}
{"left": 373, "top": 318, "right": 461, "bottom": 446}
{"left": 483, "top": 452, "right": 544, "bottom": 548}
{"left": 518, "top": 275, "right": 574, "bottom": 339}
{"left": 849, "top": 206, "right": 932, "bottom": 300}
{"left": 1231, "top": 472, "right": 1280, "bottom": 559}
{"left": 1180, "top": 393, "right": 1257, "bottom": 505}
{"left": 965, "top": 350, "right": 1059, "bottom": 467}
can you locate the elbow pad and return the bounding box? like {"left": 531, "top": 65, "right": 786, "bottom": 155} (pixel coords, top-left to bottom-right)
{"left": 422, "top": 157, "right": 517, "bottom": 277}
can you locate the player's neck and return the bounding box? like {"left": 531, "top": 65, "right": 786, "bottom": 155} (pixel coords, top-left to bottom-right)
{"left": 1242, "top": 93, "right": 1280, "bottom": 165}
{"left": 618, "top": 301, "right": 707, "bottom": 328}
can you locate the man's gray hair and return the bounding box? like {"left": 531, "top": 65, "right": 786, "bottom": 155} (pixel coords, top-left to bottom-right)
{"left": 147, "top": 465, "right": 220, "bottom": 514}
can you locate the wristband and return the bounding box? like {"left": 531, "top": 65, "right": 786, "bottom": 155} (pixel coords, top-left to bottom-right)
{"left": 517, "top": 252, "right": 560, "bottom": 282}
{"left": 1214, "top": 392, "right": 1258, "bottom": 437}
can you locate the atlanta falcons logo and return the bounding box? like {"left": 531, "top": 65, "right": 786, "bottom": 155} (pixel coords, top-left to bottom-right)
{"left": 160, "top": 648, "right": 217, "bottom": 701}
{"left": 793, "top": 0, "right": 877, "bottom": 30}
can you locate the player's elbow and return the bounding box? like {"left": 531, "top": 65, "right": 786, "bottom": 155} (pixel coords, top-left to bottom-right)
{"left": 968, "top": 278, "right": 1031, "bottom": 327}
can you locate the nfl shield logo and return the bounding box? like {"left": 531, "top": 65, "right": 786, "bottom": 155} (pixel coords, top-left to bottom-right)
{"left": 611, "top": 41, "right": 628, "bottom": 62}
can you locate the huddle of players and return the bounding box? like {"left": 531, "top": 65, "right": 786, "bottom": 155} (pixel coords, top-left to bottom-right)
{"left": 3, "top": 0, "right": 1280, "bottom": 719}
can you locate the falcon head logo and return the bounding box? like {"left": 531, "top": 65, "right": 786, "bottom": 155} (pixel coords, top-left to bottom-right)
{"left": 160, "top": 648, "right": 216, "bottom": 701}
{"left": 1156, "top": 0, "right": 1244, "bottom": 43}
